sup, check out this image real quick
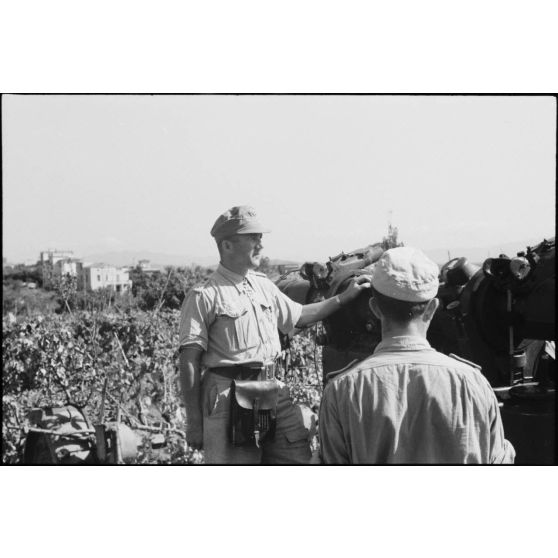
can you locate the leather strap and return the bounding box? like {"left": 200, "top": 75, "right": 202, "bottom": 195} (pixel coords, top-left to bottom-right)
{"left": 209, "top": 366, "right": 267, "bottom": 381}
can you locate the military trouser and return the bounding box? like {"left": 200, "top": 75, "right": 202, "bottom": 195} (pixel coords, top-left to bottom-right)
{"left": 201, "top": 371, "right": 316, "bottom": 464}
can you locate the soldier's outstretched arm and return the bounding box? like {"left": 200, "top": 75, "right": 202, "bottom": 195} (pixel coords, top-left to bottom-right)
{"left": 179, "top": 346, "right": 204, "bottom": 450}
{"left": 296, "top": 275, "right": 372, "bottom": 328}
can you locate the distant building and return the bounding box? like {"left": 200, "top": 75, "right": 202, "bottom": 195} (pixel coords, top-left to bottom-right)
{"left": 137, "top": 259, "right": 161, "bottom": 273}
{"left": 80, "top": 263, "right": 132, "bottom": 293}
{"left": 40, "top": 249, "right": 75, "bottom": 287}
{"left": 53, "top": 257, "right": 82, "bottom": 279}
{"left": 40, "top": 249, "right": 74, "bottom": 266}
{"left": 39, "top": 249, "right": 131, "bottom": 293}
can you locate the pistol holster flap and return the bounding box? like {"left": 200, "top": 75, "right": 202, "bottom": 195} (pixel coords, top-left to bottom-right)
{"left": 233, "top": 379, "right": 279, "bottom": 410}
{"left": 229, "top": 379, "right": 279, "bottom": 447}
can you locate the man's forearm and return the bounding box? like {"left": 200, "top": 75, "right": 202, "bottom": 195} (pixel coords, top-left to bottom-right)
{"left": 296, "top": 295, "right": 344, "bottom": 328}
{"left": 179, "top": 348, "right": 203, "bottom": 429}
{"left": 296, "top": 275, "right": 372, "bottom": 328}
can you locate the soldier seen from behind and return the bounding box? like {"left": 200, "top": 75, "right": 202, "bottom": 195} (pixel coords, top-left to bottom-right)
{"left": 319, "top": 246, "right": 515, "bottom": 464}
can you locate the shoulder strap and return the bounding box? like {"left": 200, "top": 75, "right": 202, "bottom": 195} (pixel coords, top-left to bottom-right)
{"left": 448, "top": 353, "right": 482, "bottom": 370}
{"left": 326, "top": 358, "right": 361, "bottom": 381}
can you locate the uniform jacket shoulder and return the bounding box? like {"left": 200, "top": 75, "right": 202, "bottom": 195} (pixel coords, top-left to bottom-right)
{"left": 326, "top": 358, "right": 367, "bottom": 383}
{"left": 190, "top": 279, "right": 212, "bottom": 294}
{"left": 448, "top": 353, "right": 482, "bottom": 371}
{"left": 444, "top": 353, "right": 495, "bottom": 397}
{"left": 186, "top": 272, "right": 221, "bottom": 297}
{"left": 433, "top": 351, "right": 489, "bottom": 388}
{"left": 191, "top": 283, "right": 207, "bottom": 294}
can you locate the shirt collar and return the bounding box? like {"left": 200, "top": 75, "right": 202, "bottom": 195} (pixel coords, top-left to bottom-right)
{"left": 216, "top": 263, "right": 255, "bottom": 292}
{"left": 374, "top": 335, "right": 433, "bottom": 354}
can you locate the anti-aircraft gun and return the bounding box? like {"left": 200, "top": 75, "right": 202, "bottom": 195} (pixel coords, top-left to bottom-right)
{"left": 277, "top": 243, "right": 384, "bottom": 374}
{"left": 276, "top": 237, "right": 556, "bottom": 464}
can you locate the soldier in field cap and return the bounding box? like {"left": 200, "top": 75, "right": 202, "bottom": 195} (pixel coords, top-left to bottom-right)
{"left": 179, "top": 205, "right": 372, "bottom": 464}
{"left": 210, "top": 205, "right": 271, "bottom": 240}
{"left": 320, "top": 246, "right": 515, "bottom": 464}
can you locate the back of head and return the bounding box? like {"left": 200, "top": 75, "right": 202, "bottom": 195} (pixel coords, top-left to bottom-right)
{"left": 371, "top": 247, "right": 439, "bottom": 324}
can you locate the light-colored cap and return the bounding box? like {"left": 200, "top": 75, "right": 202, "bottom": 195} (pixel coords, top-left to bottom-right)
{"left": 210, "top": 206, "right": 270, "bottom": 241}
{"left": 371, "top": 247, "right": 439, "bottom": 302}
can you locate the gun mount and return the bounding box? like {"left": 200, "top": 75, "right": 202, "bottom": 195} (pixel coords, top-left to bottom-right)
{"left": 276, "top": 244, "right": 385, "bottom": 374}
{"left": 276, "top": 237, "right": 556, "bottom": 463}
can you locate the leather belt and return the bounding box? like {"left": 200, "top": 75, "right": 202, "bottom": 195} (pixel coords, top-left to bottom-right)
{"left": 208, "top": 363, "right": 277, "bottom": 381}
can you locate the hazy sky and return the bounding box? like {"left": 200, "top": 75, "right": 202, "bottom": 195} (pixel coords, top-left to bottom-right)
{"left": 3, "top": 94, "right": 556, "bottom": 264}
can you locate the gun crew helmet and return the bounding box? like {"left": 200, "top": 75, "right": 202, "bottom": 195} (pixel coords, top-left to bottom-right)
{"left": 210, "top": 205, "right": 271, "bottom": 241}
{"left": 371, "top": 247, "right": 439, "bottom": 302}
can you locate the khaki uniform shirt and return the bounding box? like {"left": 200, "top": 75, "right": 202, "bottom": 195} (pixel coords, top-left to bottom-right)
{"left": 319, "top": 335, "right": 515, "bottom": 464}
{"left": 179, "top": 264, "right": 303, "bottom": 368}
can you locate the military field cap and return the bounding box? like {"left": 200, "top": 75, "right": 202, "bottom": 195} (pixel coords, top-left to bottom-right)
{"left": 371, "top": 247, "right": 439, "bottom": 302}
{"left": 210, "top": 205, "right": 271, "bottom": 241}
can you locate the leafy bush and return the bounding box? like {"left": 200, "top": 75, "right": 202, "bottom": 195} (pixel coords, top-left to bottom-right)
{"left": 3, "top": 265, "right": 43, "bottom": 287}
{"left": 2, "top": 310, "right": 322, "bottom": 464}
{"left": 129, "top": 266, "right": 213, "bottom": 311}
{"left": 2, "top": 284, "right": 61, "bottom": 316}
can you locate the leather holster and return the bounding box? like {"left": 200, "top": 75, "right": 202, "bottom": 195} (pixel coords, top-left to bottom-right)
{"left": 229, "top": 379, "right": 279, "bottom": 448}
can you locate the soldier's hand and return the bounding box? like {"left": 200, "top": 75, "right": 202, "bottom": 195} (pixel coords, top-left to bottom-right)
{"left": 185, "top": 425, "right": 203, "bottom": 450}
{"left": 186, "top": 422, "right": 203, "bottom": 449}
{"left": 340, "top": 274, "right": 372, "bottom": 303}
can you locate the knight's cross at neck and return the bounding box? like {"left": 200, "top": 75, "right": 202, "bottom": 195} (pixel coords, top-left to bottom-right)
{"left": 242, "top": 277, "right": 255, "bottom": 301}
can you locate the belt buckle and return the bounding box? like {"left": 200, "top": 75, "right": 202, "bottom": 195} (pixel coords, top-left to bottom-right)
{"left": 241, "top": 362, "right": 275, "bottom": 380}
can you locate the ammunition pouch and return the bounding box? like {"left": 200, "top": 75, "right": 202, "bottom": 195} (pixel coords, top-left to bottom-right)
{"left": 229, "top": 379, "right": 279, "bottom": 447}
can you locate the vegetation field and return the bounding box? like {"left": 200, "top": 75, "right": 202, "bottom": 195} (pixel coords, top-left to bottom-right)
{"left": 2, "top": 278, "right": 323, "bottom": 464}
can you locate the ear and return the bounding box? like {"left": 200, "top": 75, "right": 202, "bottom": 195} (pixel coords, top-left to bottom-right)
{"left": 423, "top": 298, "right": 439, "bottom": 322}
{"left": 369, "top": 297, "right": 382, "bottom": 320}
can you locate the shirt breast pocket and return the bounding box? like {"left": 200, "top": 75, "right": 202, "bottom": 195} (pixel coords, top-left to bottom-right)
{"left": 215, "top": 303, "right": 249, "bottom": 351}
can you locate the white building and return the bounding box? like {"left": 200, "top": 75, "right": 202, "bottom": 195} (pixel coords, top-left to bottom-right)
{"left": 40, "top": 249, "right": 76, "bottom": 286}
{"left": 53, "top": 258, "right": 82, "bottom": 279}
{"left": 39, "top": 249, "right": 132, "bottom": 292}
{"left": 80, "top": 263, "right": 132, "bottom": 293}
{"left": 40, "top": 249, "right": 74, "bottom": 266}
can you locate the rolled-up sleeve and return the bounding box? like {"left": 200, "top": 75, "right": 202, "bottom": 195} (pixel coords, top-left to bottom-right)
{"left": 179, "top": 289, "right": 211, "bottom": 350}
{"left": 319, "top": 383, "right": 350, "bottom": 464}
{"left": 270, "top": 283, "right": 303, "bottom": 335}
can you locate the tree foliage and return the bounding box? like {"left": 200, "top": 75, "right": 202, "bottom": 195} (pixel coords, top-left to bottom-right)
{"left": 3, "top": 264, "right": 43, "bottom": 287}
{"left": 128, "top": 265, "right": 213, "bottom": 311}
